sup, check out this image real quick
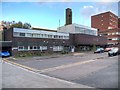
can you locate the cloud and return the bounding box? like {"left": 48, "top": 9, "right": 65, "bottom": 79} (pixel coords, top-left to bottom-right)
{"left": 81, "top": 2, "right": 118, "bottom": 19}
{"left": 83, "top": 6, "right": 93, "bottom": 8}
{"left": 81, "top": 5, "right": 96, "bottom": 18}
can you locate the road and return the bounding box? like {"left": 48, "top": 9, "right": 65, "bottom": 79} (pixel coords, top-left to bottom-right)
{"left": 2, "top": 52, "right": 119, "bottom": 88}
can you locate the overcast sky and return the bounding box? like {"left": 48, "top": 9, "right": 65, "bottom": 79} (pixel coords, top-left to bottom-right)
{"left": 1, "top": 0, "right": 119, "bottom": 30}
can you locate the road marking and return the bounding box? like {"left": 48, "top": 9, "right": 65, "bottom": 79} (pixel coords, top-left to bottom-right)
{"left": 3, "top": 56, "right": 107, "bottom": 73}
{"left": 39, "top": 59, "right": 96, "bottom": 73}
{"left": 4, "top": 59, "right": 40, "bottom": 72}
{"left": 8, "top": 57, "right": 17, "bottom": 60}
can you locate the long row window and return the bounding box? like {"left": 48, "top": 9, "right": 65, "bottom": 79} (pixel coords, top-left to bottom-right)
{"left": 75, "top": 27, "right": 97, "bottom": 36}
{"left": 53, "top": 46, "right": 63, "bottom": 51}
{"left": 18, "top": 46, "right": 64, "bottom": 51}
{"left": 108, "top": 32, "right": 120, "bottom": 35}
{"left": 13, "top": 32, "right": 69, "bottom": 39}
{"left": 18, "top": 46, "right": 47, "bottom": 51}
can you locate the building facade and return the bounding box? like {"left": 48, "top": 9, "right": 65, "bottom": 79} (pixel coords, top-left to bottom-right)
{"left": 99, "top": 28, "right": 120, "bottom": 45}
{"left": 118, "top": 18, "right": 120, "bottom": 28}
{"left": 91, "top": 11, "right": 118, "bottom": 31}
{"left": 3, "top": 27, "right": 107, "bottom": 56}
{"left": 65, "top": 8, "right": 72, "bottom": 25}
{"left": 3, "top": 28, "right": 70, "bottom": 56}
{"left": 69, "top": 34, "right": 107, "bottom": 51}
{"left": 58, "top": 23, "right": 98, "bottom": 36}
{"left": 57, "top": 23, "right": 107, "bottom": 51}
{"left": 91, "top": 11, "right": 119, "bottom": 46}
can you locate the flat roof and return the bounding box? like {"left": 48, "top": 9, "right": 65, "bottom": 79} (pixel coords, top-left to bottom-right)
{"left": 13, "top": 28, "right": 69, "bottom": 36}
{"left": 91, "top": 11, "right": 118, "bottom": 17}
{"left": 32, "top": 27, "right": 57, "bottom": 32}
{"left": 59, "top": 23, "right": 97, "bottom": 31}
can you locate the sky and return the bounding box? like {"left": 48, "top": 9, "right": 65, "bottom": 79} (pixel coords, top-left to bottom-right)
{"left": 1, "top": 0, "right": 119, "bottom": 30}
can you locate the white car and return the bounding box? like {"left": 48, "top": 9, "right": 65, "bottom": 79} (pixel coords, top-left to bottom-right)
{"left": 108, "top": 47, "right": 120, "bottom": 57}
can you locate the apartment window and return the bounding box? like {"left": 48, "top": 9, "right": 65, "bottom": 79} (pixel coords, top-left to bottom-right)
{"left": 50, "top": 35, "right": 52, "bottom": 38}
{"left": 18, "top": 46, "right": 24, "bottom": 51}
{"left": 112, "top": 33, "right": 115, "bottom": 35}
{"left": 33, "top": 33, "right": 37, "bottom": 37}
{"left": 13, "top": 32, "right": 19, "bottom": 37}
{"left": 40, "top": 46, "right": 47, "bottom": 50}
{"left": 27, "top": 33, "right": 32, "bottom": 37}
{"left": 20, "top": 33, "right": 25, "bottom": 37}
{"left": 53, "top": 46, "right": 63, "bottom": 51}
{"left": 60, "top": 36, "right": 63, "bottom": 39}
{"left": 112, "top": 38, "right": 118, "bottom": 40}
{"left": 110, "top": 23, "right": 112, "bottom": 25}
{"left": 108, "top": 38, "right": 112, "bottom": 40}
{"left": 116, "top": 32, "right": 119, "bottom": 35}
{"left": 110, "top": 14, "right": 112, "bottom": 17}
{"left": 44, "top": 34, "right": 48, "bottom": 38}
{"left": 59, "top": 36, "right": 61, "bottom": 39}
{"left": 37, "top": 34, "right": 40, "bottom": 38}
{"left": 41, "top": 34, "right": 43, "bottom": 38}
{"left": 108, "top": 33, "right": 111, "bottom": 35}
{"left": 33, "top": 46, "right": 37, "bottom": 50}
{"left": 30, "top": 46, "right": 33, "bottom": 50}
{"left": 37, "top": 46, "right": 40, "bottom": 50}
{"left": 48, "top": 35, "right": 51, "bottom": 38}
{"left": 54, "top": 35, "right": 57, "bottom": 39}
{"left": 24, "top": 46, "right": 28, "bottom": 50}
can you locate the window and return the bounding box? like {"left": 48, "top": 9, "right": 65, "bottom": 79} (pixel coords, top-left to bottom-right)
{"left": 37, "top": 34, "right": 40, "bottom": 38}
{"left": 40, "top": 46, "right": 47, "bottom": 50}
{"left": 33, "top": 46, "right": 37, "bottom": 50}
{"left": 54, "top": 35, "right": 57, "bottom": 39}
{"left": 33, "top": 33, "right": 37, "bottom": 37}
{"left": 18, "top": 46, "right": 24, "bottom": 51}
{"left": 24, "top": 46, "right": 28, "bottom": 50}
{"left": 20, "top": 33, "right": 25, "bottom": 37}
{"left": 108, "top": 38, "right": 112, "bottom": 40}
{"left": 27, "top": 33, "right": 32, "bottom": 37}
{"left": 60, "top": 36, "right": 63, "bottom": 39}
{"left": 30, "top": 46, "right": 33, "bottom": 50}
{"left": 53, "top": 46, "right": 63, "bottom": 51}
{"left": 116, "top": 32, "right": 118, "bottom": 35}
{"left": 112, "top": 33, "right": 115, "bottom": 35}
{"left": 37, "top": 46, "right": 40, "bottom": 50}
{"left": 108, "top": 33, "right": 111, "bottom": 35}
{"left": 112, "top": 38, "right": 118, "bottom": 40}
{"left": 13, "top": 32, "right": 19, "bottom": 37}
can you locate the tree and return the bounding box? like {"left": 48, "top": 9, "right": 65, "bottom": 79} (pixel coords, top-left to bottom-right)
{"left": 11, "top": 21, "right": 31, "bottom": 29}
{"left": 2, "top": 21, "right": 32, "bottom": 29}
{"left": 23, "top": 23, "right": 31, "bottom": 29}
{"left": 11, "top": 21, "right": 23, "bottom": 28}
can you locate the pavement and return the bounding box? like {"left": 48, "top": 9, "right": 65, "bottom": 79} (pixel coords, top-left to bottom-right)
{"left": 2, "top": 52, "right": 119, "bottom": 88}
{"left": 0, "top": 58, "right": 2, "bottom": 90}
{"left": 2, "top": 62, "right": 93, "bottom": 88}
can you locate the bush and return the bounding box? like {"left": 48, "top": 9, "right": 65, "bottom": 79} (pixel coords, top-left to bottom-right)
{"left": 61, "top": 50, "right": 69, "bottom": 54}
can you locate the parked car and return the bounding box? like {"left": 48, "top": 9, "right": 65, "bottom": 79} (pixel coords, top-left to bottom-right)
{"left": 0, "top": 51, "right": 10, "bottom": 57}
{"left": 94, "top": 48, "right": 104, "bottom": 53}
{"left": 104, "top": 47, "right": 112, "bottom": 52}
{"left": 108, "top": 47, "right": 120, "bottom": 57}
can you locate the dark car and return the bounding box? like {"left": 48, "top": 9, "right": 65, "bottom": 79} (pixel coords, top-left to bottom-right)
{"left": 108, "top": 47, "right": 120, "bottom": 57}
{"left": 94, "top": 48, "right": 104, "bottom": 53}
{"left": 0, "top": 51, "right": 10, "bottom": 57}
